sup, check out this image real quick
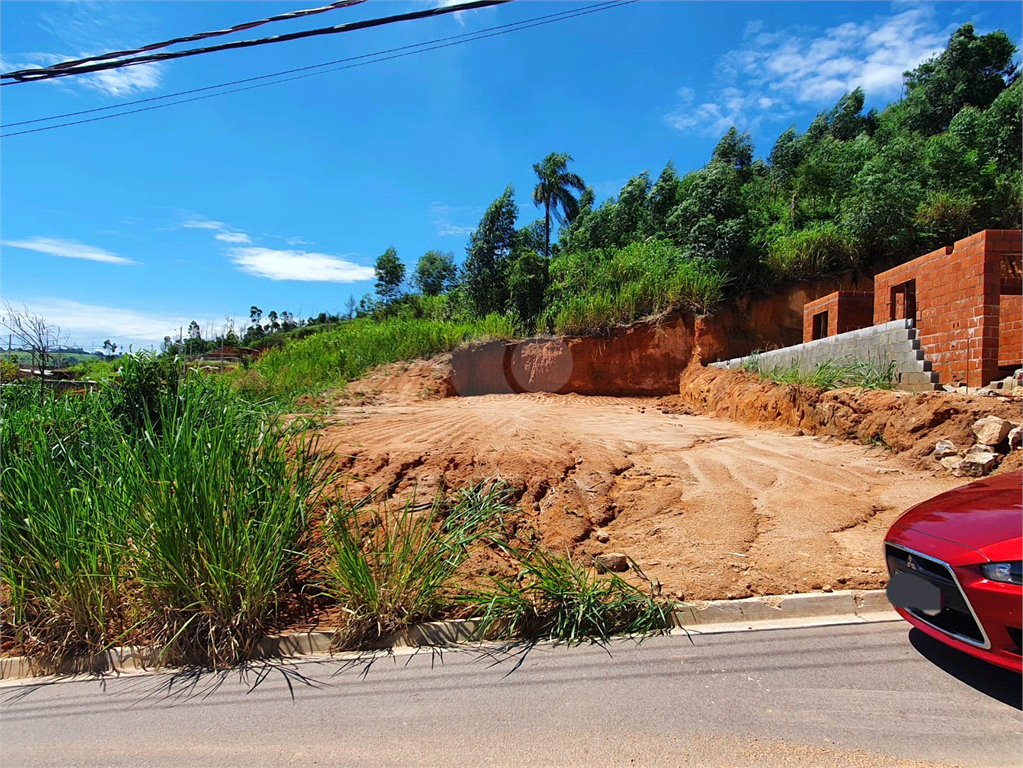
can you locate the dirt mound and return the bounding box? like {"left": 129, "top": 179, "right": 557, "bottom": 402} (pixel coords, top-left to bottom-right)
{"left": 665, "top": 363, "right": 1022, "bottom": 472}
{"left": 310, "top": 386, "right": 964, "bottom": 604}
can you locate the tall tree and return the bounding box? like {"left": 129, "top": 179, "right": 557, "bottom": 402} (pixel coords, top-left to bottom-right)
{"left": 901, "top": 23, "right": 1018, "bottom": 135}
{"left": 374, "top": 246, "right": 405, "bottom": 302}
{"left": 413, "top": 250, "right": 457, "bottom": 296}
{"left": 531, "top": 152, "right": 586, "bottom": 258}
{"left": 463, "top": 185, "right": 518, "bottom": 316}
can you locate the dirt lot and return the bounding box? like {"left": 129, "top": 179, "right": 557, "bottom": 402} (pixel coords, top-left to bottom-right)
{"left": 309, "top": 361, "right": 978, "bottom": 603}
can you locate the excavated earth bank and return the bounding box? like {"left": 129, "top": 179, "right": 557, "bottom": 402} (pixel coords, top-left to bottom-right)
{"left": 298, "top": 356, "right": 1015, "bottom": 610}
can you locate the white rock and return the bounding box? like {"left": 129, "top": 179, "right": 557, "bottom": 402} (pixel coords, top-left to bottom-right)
{"left": 972, "top": 416, "right": 1014, "bottom": 446}
{"left": 940, "top": 456, "right": 964, "bottom": 473}
{"left": 933, "top": 439, "right": 958, "bottom": 459}
{"left": 1009, "top": 427, "right": 1022, "bottom": 450}
{"left": 958, "top": 451, "right": 999, "bottom": 477}
{"left": 595, "top": 530, "right": 610, "bottom": 543}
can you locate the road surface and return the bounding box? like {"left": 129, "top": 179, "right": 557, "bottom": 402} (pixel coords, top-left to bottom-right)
{"left": 2, "top": 622, "right": 1020, "bottom": 767}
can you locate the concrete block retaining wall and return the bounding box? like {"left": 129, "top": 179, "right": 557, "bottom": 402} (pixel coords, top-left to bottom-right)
{"left": 709, "top": 319, "right": 939, "bottom": 391}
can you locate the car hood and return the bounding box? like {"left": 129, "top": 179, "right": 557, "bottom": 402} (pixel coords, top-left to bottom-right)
{"left": 890, "top": 470, "right": 1023, "bottom": 556}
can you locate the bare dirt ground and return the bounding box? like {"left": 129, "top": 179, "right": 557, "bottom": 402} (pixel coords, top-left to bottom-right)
{"left": 307, "top": 361, "right": 971, "bottom": 603}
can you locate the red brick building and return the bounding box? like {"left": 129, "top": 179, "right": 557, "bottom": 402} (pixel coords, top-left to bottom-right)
{"left": 801, "top": 229, "right": 1022, "bottom": 387}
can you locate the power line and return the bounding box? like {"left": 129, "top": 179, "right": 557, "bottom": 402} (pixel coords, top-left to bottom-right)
{"left": 1, "top": 0, "right": 511, "bottom": 84}
{"left": 1, "top": 1, "right": 636, "bottom": 139}
{"left": 4, "top": 0, "right": 628, "bottom": 130}
{"left": 3, "top": 1, "right": 368, "bottom": 78}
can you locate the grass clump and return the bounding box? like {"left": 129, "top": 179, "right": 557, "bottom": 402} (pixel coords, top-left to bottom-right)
{"left": 469, "top": 546, "right": 672, "bottom": 644}
{"left": 741, "top": 353, "right": 897, "bottom": 391}
{"left": 114, "top": 385, "right": 329, "bottom": 668}
{"left": 319, "top": 482, "right": 514, "bottom": 651}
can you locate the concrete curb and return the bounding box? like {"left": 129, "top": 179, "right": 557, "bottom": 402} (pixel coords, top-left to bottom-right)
{"left": 0, "top": 589, "right": 895, "bottom": 682}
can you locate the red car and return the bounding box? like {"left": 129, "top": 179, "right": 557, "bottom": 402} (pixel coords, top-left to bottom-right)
{"left": 885, "top": 469, "right": 1022, "bottom": 673}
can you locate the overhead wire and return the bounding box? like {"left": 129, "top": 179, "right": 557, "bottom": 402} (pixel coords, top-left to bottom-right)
{"left": 3, "top": 0, "right": 368, "bottom": 77}
{"left": 1, "top": 0, "right": 511, "bottom": 84}
{"left": 1, "top": 1, "right": 636, "bottom": 139}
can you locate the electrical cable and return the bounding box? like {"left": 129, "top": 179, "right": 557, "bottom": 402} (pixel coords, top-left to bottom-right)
{"left": 1, "top": 0, "right": 510, "bottom": 84}
{"left": 4, "top": 0, "right": 627, "bottom": 129}
{"left": 1, "top": 1, "right": 636, "bottom": 139}
{"left": 4, "top": 0, "right": 368, "bottom": 76}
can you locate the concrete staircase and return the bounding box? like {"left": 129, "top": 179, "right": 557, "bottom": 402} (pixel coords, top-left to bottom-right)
{"left": 710, "top": 319, "right": 940, "bottom": 392}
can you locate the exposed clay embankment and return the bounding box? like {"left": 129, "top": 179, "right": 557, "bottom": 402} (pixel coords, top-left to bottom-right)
{"left": 664, "top": 363, "right": 1022, "bottom": 472}
{"left": 450, "top": 273, "right": 868, "bottom": 397}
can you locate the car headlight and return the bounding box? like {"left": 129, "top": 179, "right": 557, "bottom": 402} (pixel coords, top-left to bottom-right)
{"left": 980, "top": 561, "right": 1023, "bottom": 585}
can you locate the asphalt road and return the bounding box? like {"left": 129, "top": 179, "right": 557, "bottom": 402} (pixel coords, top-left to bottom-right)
{"left": 2, "top": 622, "right": 1020, "bottom": 768}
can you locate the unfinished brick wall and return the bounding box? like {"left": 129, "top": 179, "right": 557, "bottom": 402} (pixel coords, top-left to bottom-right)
{"left": 999, "top": 250, "right": 1022, "bottom": 369}
{"left": 872, "top": 230, "right": 1022, "bottom": 387}
{"left": 802, "top": 290, "right": 875, "bottom": 343}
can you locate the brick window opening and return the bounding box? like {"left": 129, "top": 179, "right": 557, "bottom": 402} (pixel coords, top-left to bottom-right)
{"left": 812, "top": 310, "right": 829, "bottom": 340}
{"left": 890, "top": 280, "right": 917, "bottom": 324}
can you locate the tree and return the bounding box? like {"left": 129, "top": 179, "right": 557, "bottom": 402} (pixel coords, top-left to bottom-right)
{"left": 508, "top": 247, "right": 549, "bottom": 328}
{"left": 413, "top": 250, "right": 457, "bottom": 296}
{"left": 712, "top": 127, "right": 754, "bottom": 173}
{"left": 374, "top": 246, "right": 405, "bottom": 301}
{"left": 1, "top": 302, "right": 69, "bottom": 404}
{"left": 103, "top": 339, "right": 118, "bottom": 358}
{"left": 345, "top": 296, "right": 357, "bottom": 319}
{"left": 902, "top": 23, "right": 1018, "bottom": 135}
{"left": 532, "top": 152, "right": 586, "bottom": 258}
{"left": 463, "top": 185, "right": 518, "bottom": 316}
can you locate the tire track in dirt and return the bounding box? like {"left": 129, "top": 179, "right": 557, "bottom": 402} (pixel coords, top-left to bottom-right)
{"left": 314, "top": 392, "right": 966, "bottom": 600}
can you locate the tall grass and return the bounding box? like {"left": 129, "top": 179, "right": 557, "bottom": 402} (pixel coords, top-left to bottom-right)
{"left": 543, "top": 239, "right": 728, "bottom": 335}
{"left": 228, "top": 315, "right": 518, "bottom": 403}
{"left": 741, "top": 353, "right": 897, "bottom": 390}
{"left": 1, "top": 391, "right": 131, "bottom": 664}
{"left": 468, "top": 546, "right": 672, "bottom": 644}
{"left": 113, "top": 385, "right": 329, "bottom": 667}
{"left": 1, "top": 356, "right": 332, "bottom": 668}
{"left": 319, "top": 482, "right": 513, "bottom": 651}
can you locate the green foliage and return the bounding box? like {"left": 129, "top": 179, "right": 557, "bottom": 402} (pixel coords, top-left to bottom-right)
{"left": 508, "top": 249, "right": 550, "bottom": 328}
{"left": 0, "top": 357, "right": 17, "bottom": 383}
{"left": 467, "top": 546, "right": 672, "bottom": 644}
{"left": 463, "top": 185, "right": 518, "bottom": 316}
{"left": 543, "top": 239, "right": 727, "bottom": 335}
{"left": 374, "top": 246, "right": 406, "bottom": 302}
{"left": 413, "top": 250, "right": 457, "bottom": 296}
{"left": 902, "top": 23, "right": 1018, "bottom": 135}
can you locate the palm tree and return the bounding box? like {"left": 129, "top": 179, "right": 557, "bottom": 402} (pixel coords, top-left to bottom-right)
{"left": 531, "top": 152, "right": 585, "bottom": 259}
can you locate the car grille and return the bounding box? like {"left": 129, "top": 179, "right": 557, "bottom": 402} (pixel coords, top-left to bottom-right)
{"left": 885, "top": 543, "right": 986, "bottom": 646}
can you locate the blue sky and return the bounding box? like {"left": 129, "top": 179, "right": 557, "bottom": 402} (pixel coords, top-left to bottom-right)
{"left": 1, "top": 0, "right": 1020, "bottom": 350}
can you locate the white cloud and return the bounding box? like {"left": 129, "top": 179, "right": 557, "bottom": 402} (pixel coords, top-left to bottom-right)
{"left": 666, "top": 7, "right": 950, "bottom": 135}
{"left": 9, "top": 298, "right": 222, "bottom": 349}
{"left": 430, "top": 202, "right": 477, "bottom": 238}
{"left": 286, "top": 236, "right": 311, "bottom": 246}
{"left": 2, "top": 237, "right": 136, "bottom": 265}
{"left": 181, "top": 219, "right": 227, "bottom": 231}
{"left": 4, "top": 52, "right": 162, "bottom": 97}
{"left": 215, "top": 231, "right": 252, "bottom": 244}
{"left": 230, "top": 247, "right": 375, "bottom": 283}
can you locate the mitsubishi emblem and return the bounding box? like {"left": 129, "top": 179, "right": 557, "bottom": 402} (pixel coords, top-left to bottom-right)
{"left": 907, "top": 554, "right": 917, "bottom": 571}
